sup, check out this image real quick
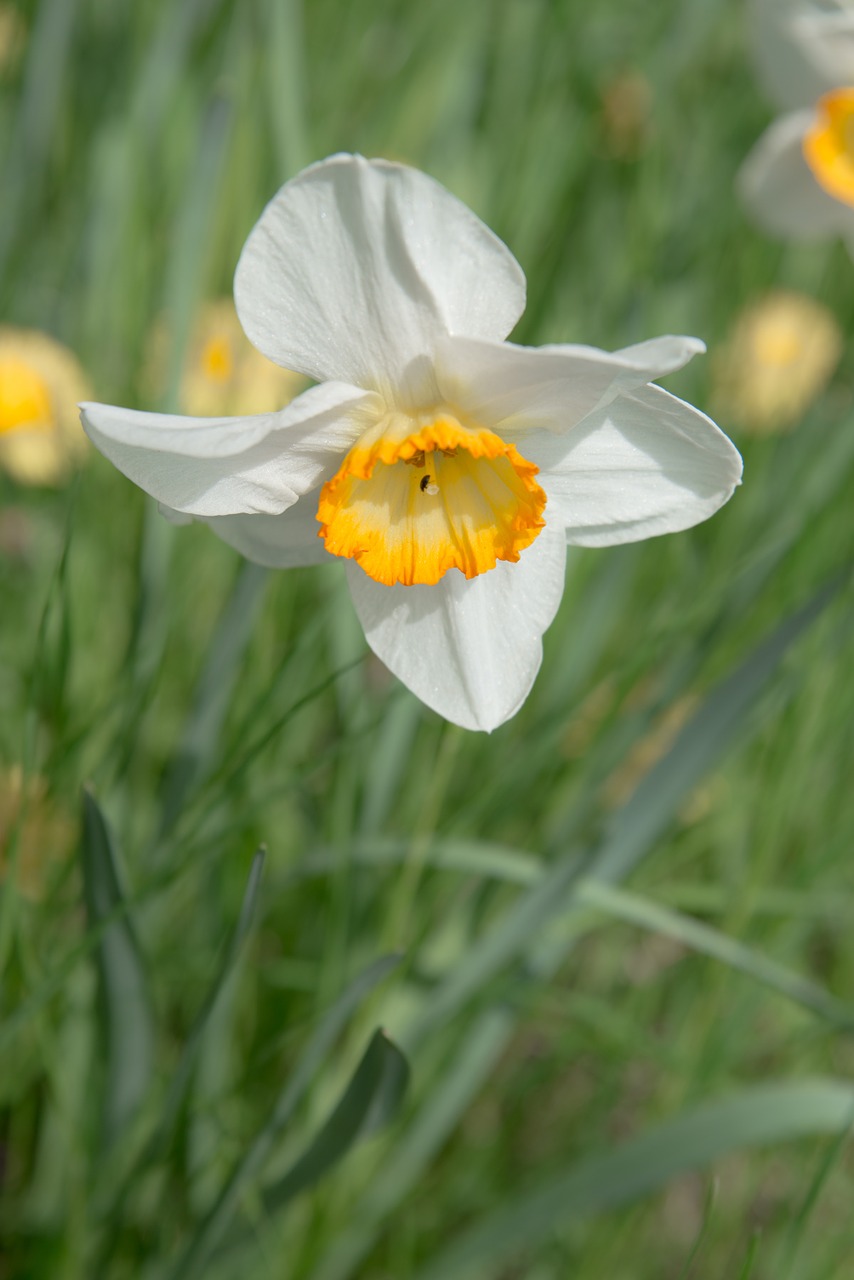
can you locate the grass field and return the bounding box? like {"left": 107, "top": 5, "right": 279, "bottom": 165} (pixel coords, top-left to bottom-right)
{"left": 1, "top": 0, "right": 854, "bottom": 1277}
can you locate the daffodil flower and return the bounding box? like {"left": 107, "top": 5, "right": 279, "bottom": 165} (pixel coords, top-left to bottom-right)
{"left": 740, "top": 0, "right": 854, "bottom": 243}
{"left": 0, "top": 327, "right": 90, "bottom": 485}
{"left": 711, "top": 290, "right": 841, "bottom": 433}
{"left": 81, "top": 155, "right": 741, "bottom": 731}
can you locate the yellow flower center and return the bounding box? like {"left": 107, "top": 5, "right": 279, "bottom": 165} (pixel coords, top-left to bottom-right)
{"left": 317, "top": 413, "right": 546, "bottom": 586}
{"left": 803, "top": 88, "right": 854, "bottom": 207}
{"left": 0, "top": 355, "right": 53, "bottom": 434}
{"left": 752, "top": 322, "right": 802, "bottom": 368}
{"left": 200, "top": 335, "right": 234, "bottom": 383}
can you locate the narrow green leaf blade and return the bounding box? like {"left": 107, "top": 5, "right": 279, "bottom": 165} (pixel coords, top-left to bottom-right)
{"left": 167, "top": 953, "right": 401, "bottom": 1280}
{"left": 159, "top": 563, "right": 268, "bottom": 836}
{"left": 81, "top": 787, "right": 154, "bottom": 1147}
{"left": 93, "top": 850, "right": 266, "bottom": 1273}
{"left": 417, "top": 1079, "right": 854, "bottom": 1280}
{"left": 529, "top": 577, "right": 846, "bottom": 978}
{"left": 260, "top": 1029, "right": 409, "bottom": 1216}
{"left": 576, "top": 879, "right": 854, "bottom": 1026}
{"left": 596, "top": 579, "right": 843, "bottom": 888}
{"left": 312, "top": 1008, "right": 513, "bottom": 1280}
{"left": 154, "top": 846, "right": 266, "bottom": 1155}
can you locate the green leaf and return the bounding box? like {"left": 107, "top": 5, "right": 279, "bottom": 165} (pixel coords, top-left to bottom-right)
{"left": 595, "top": 579, "right": 843, "bottom": 889}
{"left": 296, "top": 837, "right": 542, "bottom": 887}
{"left": 159, "top": 563, "right": 269, "bottom": 837}
{"left": 528, "top": 577, "right": 846, "bottom": 979}
{"left": 81, "top": 787, "right": 155, "bottom": 1148}
{"left": 574, "top": 879, "right": 853, "bottom": 1026}
{"left": 148, "top": 848, "right": 266, "bottom": 1160}
{"left": 416, "top": 1079, "right": 854, "bottom": 1280}
{"left": 776, "top": 1117, "right": 854, "bottom": 1280}
{"left": 160, "top": 90, "right": 234, "bottom": 409}
{"left": 259, "top": 1028, "right": 408, "bottom": 1217}
{"left": 312, "top": 1008, "right": 513, "bottom": 1280}
{"left": 94, "top": 850, "right": 266, "bottom": 1273}
{"left": 404, "top": 855, "right": 581, "bottom": 1051}
{"left": 167, "top": 954, "right": 402, "bottom": 1280}
{"left": 263, "top": 0, "right": 309, "bottom": 174}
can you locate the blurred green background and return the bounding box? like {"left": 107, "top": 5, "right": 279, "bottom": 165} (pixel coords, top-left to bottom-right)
{"left": 1, "top": 0, "right": 854, "bottom": 1276}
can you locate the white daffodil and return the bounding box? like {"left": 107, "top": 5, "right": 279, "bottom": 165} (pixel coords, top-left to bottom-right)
{"left": 81, "top": 154, "right": 741, "bottom": 732}
{"left": 740, "top": 0, "right": 854, "bottom": 243}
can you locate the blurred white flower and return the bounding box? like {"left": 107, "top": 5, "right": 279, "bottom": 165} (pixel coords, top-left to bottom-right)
{"left": 81, "top": 155, "right": 741, "bottom": 732}
{"left": 740, "top": 0, "right": 854, "bottom": 242}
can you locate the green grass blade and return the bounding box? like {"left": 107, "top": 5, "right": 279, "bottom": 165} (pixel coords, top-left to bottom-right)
{"left": 312, "top": 1007, "right": 514, "bottom": 1280}
{"left": 404, "top": 857, "right": 580, "bottom": 1052}
{"left": 159, "top": 563, "right": 269, "bottom": 837}
{"left": 528, "top": 576, "right": 846, "bottom": 978}
{"left": 777, "top": 1118, "right": 854, "bottom": 1280}
{"left": 259, "top": 1029, "right": 408, "bottom": 1216}
{"left": 416, "top": 1079, "right": 854, "bottom": 1280}
{"left": 94, "top": 849, "right": 266, "bottom": 1271}
{"left": 737, "top": 1233, "right": 763, "bottom": 1280}
{"left": 178, "top": 1030, "right": 407, "bottom": 1272}
{"left": 81, "top": 787, "right": 155, "bottom": 1148}
{"left": 149, "top": 846, "right": 266, "bottom": 1156}
{"left": 0, "top": 0, "right": 79, "bottom": 271}
{"left": 575, "top": 879, "right": 854, "bottom": 1026}
{"left": 675, "top": 1177, "right": 718, "bottom": 1280}
{"left": 296, "top": 837, "right": 542, "bottom": 886}
{"left": 159, "top": 90, "right": 234, "bottom": 409}
{"left": 166, "top": 954, "right": 402, "bottom": 1280}
{"left": 264, "top": 0, "right": 309, "bottom": 175}
{"left": 593, "top": 578, "right": 844, "bottom": 890}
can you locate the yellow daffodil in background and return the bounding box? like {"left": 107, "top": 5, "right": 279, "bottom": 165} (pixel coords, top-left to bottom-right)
{"left": 81, "top": 155, "right": 742, "bottom": 732}
{"left": 0, "top": 328, "right": 90, "bottom": 485}
{"left": 740, "top": 0, "right": 854, "bottom": 243}
{"left": 147, "top": 299, "right": 307, "bottom": 417}
{"left": 712, "top": 291, "right": 842, "bottom": 434}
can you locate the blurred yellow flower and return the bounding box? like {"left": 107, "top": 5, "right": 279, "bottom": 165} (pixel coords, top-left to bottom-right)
{"left": 712, "top": 291, "right": 842, "bottom": 434}
{"left": 148, "top": 300, "right": 306, "bottom": 417}
{"left": 0, "top": 328, "right": 91, "bottom": 485}
{"left": 0, "top": 767, "right": 75, "bottom": 901}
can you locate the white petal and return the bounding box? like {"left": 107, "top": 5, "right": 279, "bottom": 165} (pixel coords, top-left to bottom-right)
{"left": 206, "top": 493, "right": 332, "bottom": 567}
{"left": 526, "top": 384, "right": 742, "bottom": 547}
{"left": 434, "top": 333, "right": 704, "bottom": 437}
{"left": 157, "top": 502, "right": 194, "bottom": 526}
{"left": 234, "top": 154, "right": 526, "bottom": 402}
{"left": 347, "top": 523, "right": 566, "bottom": 733}
{"left": 749, "top": 0, "right": 852, "bottom": 109}
{"left": 608, "top": 335, "right": 706, "bottom": 385}
{"left": 80, "top": 382, "right": 380, "bottom": 518}
{"left": 738, "top": 111, "right": 854, "bottom": 239}
{"left": 791, "top": 9, "right": 854, "bottom": 90}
